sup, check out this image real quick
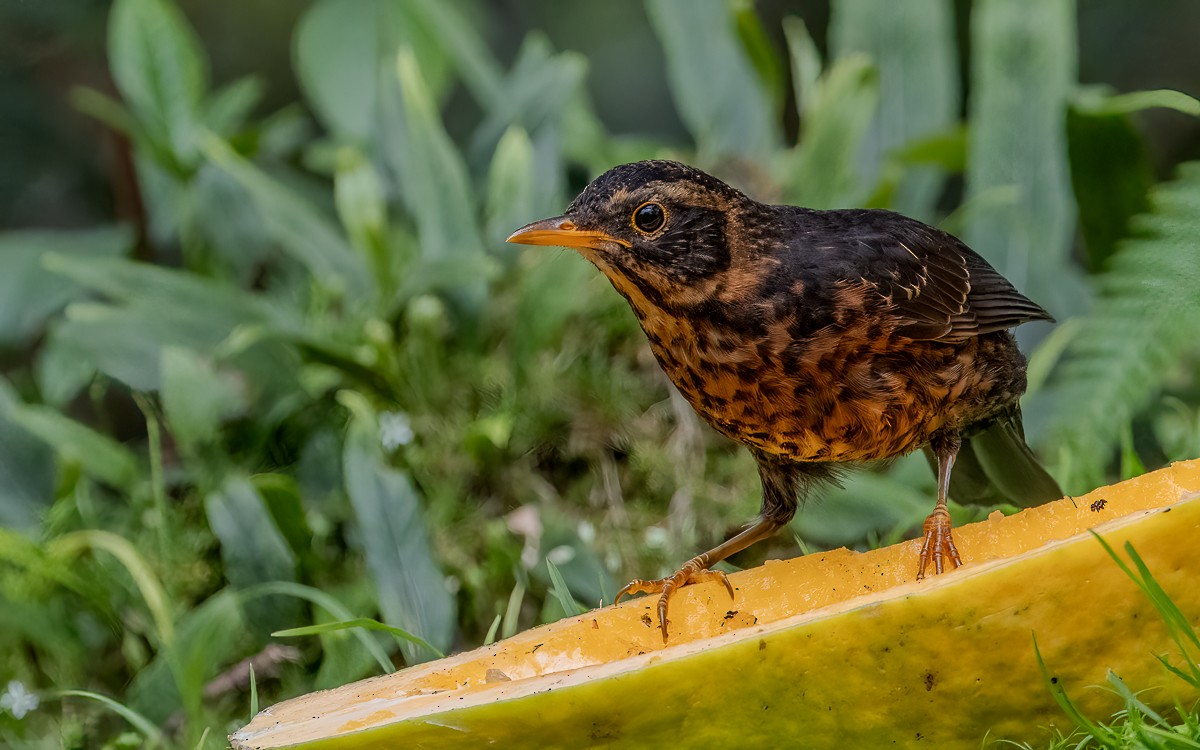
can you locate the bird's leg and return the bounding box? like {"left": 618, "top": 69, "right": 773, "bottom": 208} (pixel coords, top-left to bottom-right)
{"left": 918, "top": 432, "right": 963, "bottom": 579}
{"left": 615, "top": 519, "right": 782, "bottom": 642}
{"left": 617, "top": 457, "right": 808, "bottom": 641}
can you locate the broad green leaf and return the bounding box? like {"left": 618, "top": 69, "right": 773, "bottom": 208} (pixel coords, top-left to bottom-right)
{"left": 380, "top": 50, "right": 489, "bottom": 308}
{"left": 343, "top": 402, "right": 455, "bottom": 663}
{"left": 407, "top": 0, "right": 505, "bottom": 111}
{"left": 781, "top": 55, "right": 879, "bottom": 209}
{"left": 294, "top": 0, "right": 454, "bottom": 141}
{"left": 108, "top": 0, "right": 207, "bottom": 162}
{"left": 829, "top": 0, "right": 958, "bottom": 220}
{"left": 293, "top": 0, "right": 381, "bottom": 140}
{"left": 647, "top": 0, "right": 778, "bottom": 164}
{"left": 4, "top": 401, "right": 139, "bottom": 490}
{"left": 0, "top": 381, "right": 56, "bottom": 532}
{"left": 965, "top": 0, "right": 1080, "bottom": 318}
{"left": 205, "top": 478, "right": 299, "bottom": 633}
{"left": 1066, "top": 107, "right": 1154, "bottom": 271}
{"left": 0, "top": 226, "right": 131, "bottom": 349}
{"left": 202, "top": 135, "right": 371, "bottom": 297}
{"left": 187, "top": 163, "right": 273, "bottom": 282}
{"left": 160, "top": 346, "right": 247, "bottom": 451}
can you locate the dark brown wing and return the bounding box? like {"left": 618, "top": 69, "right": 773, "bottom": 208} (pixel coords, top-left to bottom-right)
{"left": 798, "top": 209, "right": 1053, "bottom": 342}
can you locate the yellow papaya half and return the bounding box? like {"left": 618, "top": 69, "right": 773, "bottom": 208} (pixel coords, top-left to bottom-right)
{"left": 233, "top": 459, "right": 1200, "bottom": 749}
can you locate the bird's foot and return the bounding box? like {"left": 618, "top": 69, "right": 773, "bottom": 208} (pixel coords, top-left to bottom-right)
{"left": 615, "top": 560, "right": 734, "bottom": 642}
{"left": 917, "top": 505, "right": 962, "bottom": 579}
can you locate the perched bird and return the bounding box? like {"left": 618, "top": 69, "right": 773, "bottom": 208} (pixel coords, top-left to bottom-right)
{"left": 507, "top": 160, "right": 1062, "bottom": 640}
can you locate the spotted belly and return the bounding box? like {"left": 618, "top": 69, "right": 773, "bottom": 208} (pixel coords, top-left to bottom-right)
{"left": 645, "top": 327, "right": 1020, "bottom": 464}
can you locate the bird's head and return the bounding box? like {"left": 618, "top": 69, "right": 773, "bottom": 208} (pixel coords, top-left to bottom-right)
{"left": 507, "top": 160, "right": 759, "bottom": 310}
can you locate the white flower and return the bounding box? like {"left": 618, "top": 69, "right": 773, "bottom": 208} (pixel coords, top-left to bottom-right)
{"left": 378, "top": 411, "right": 414, "bottom": 450}
{"left": 1, "top": 680, "right": 38, "bottom": 720}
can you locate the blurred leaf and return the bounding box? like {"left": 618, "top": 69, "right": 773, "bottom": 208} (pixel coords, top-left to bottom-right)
{"left": 52, "top": 529, "right": 175, "bottom": 647}
{"left": 830, "top": 0, "right": 958, "bottom": 220}
{"left": 405, "top": 0, "right": 504, "bottom": 111}
{"left": 733, "top": 1, "right": 786, "bottom": 115}
{"left": 964, "top": 0, "right": 1080, "bottom": 320}
{"left": 342, "top": 398, "right": 455, "bottom": 663}
{"left": 55, "top": 690, "right": 164, "bottom": 748}
{"left": 293, "top": 0, "right": 380, "bottom": 140}
{"left": 647, "top": 0, "right": 778, "bottom": 164}
{"left": 782, "top": 17, "right": 822, "bottom": 120}
{"left": 0, "top": 381, "right": 56, "bottom": 532}
{"left": 41, "top": 254, "right": 294, "bottom": 391}
{"left": 3, "top": 401, "right": 138, "bottom": 490}
{"left": 201, "top": 135, "right": 371, "bottom": 297}
{"left": 294, "top": 0, "right": 454, "bottom": 141}
{"left": 781, "top": 54, "right": 879, "bottom": 209}
{"left": 205, "top": 478, "right": 299, "bottom": 634}
{"left": 108, "top": 0, "right": 207, "bottom": 163}
{"left": 890, "top": 125, "right": 968, "bottom": 173}
{"left": 469, "top": 34, "right": 587, "bottom": 164}
{"left": 160, "top": 346, "right": 247, "bottom": 451}
{"left": 187, "top": 163, "right": 273, "bottom": 282}
{"left": 202, "top": 76, "right": 264, "bottom": 136}
{"left": 334, "top": 146, "right": 391, "bottom": 294}
{"left": 250, "top": 474, "right": 315, "bottom": 570}
{"left": 380, "top": 49, "right": 489, "bottom": 309}
{"left": 128, "top": 589, "right": 244, "bottom": 725}
{"left": 1044, "top": 161, "right": 1200, "bottom": 489}
{"left": 1066, "top": 107, "right": 1154, "bottom": 271}
{"left": 0, "top": 226, "right": 131, "bottom": 349}
{"left": 1073, "top": 87, "right": 1200, "bottom": 118}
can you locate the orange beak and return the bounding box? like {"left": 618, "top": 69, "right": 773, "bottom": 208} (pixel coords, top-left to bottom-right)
{"left": 506, "top": 216, "right": 630, "bottom": 251}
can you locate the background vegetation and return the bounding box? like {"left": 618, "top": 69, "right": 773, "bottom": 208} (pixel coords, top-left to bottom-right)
{"left": 1, "top": 0, "right": 1199, "bottom": 747}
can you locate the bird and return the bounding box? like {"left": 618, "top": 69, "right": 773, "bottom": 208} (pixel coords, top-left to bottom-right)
{"left": 507, "top": 160, "right": 1062, "bottom": 641}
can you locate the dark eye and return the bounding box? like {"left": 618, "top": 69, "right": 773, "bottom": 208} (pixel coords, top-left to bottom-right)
{"left": 632, "top": 202, "right": 667, "bottom": 234}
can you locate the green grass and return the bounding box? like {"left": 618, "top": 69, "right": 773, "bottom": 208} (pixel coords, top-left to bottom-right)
{"left": 1, "top": 0, "right": 1198, "bottom": 747}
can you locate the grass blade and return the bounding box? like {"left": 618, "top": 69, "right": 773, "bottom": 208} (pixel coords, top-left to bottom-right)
{"left": 274, "top": 618, "right": 444, "bottom": 659}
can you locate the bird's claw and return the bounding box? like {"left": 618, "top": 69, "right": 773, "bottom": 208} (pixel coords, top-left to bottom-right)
{"left": 615, "top": 565, "right": 734, "bottom": 642}
{"left": 916, "top": 505, "right": 962, "bottom": 579}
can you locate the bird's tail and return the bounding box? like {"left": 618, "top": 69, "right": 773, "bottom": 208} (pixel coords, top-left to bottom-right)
{"left": 941, "top": 406, "right": 1064, "bottom": 508}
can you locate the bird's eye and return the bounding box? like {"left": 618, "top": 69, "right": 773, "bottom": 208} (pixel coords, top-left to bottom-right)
{"left": 631, "top": 202, "right": 667, "bottom": 234}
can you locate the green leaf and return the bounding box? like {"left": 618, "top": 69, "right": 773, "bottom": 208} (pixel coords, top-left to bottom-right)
{"left": 293, "top": 0, "right": 381, "bottom": 140}
{"left": 202, "top": 76, "right": 264, "bottom": 136}
{"left": 380, "top": 49, "right": 489, "bottom": 308}
{"left": 781, "top": 54, "right": 879, "bottom": 209}
{"left": 545, "top": 558, "right": 587, "bottom": 618}
{"left": 205, "top": 478, "right": 299, "bottom": 633}
{"left": 56, "top": 690, "right": 164, "bottom": 748}
{"left": 201, "top": 135, "right": 371, "bottom": 297}
{"left": 342, "top": 400, "right": 456, "bottom": 663}
{"left": 829, "top": 0, "right": 959, "bottom": 219}
{"left": 1066, "top": 107, "right": 1154, "bottom": 271}
{"left": 0, "top": 380, "right": 57, "bottom": 532}
{"left": 964, "top": 0, "right": 1080, "bottom": 318}
{"left": 0, "top": 226, "right": 131, "bottom": 349}
{"left": 108, "top": 0, "right": 208, "bottom": 162}
{"left": 1073, "top": 87, "right": 1200, "bottom": 118}
{"left": 240, "top": 581, "right": 394, "bottom": 676}
{"left": 782, "top": 17, "right": 822, "bottom": 120}
{"left": 3, "top": 401, "right": 139, "bottom": 490}
{"left": 160, "top": 346, "right": 247, "bottom": 451}
{"left": 51, "top": 529, "right": 176, "bottom": 647}
{"left": 647, "top": 0, "right": 778, "bottom": 163}
{"left": 1044, "top": 161, "right": 1200, "bottom": 487}
{"left": 273, "top": 617, "right": 443, "bottom": 660}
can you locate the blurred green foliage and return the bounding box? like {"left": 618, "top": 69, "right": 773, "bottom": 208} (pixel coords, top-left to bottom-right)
{"left": 1, "top": 0, "right": 1199, "bottom": 747}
